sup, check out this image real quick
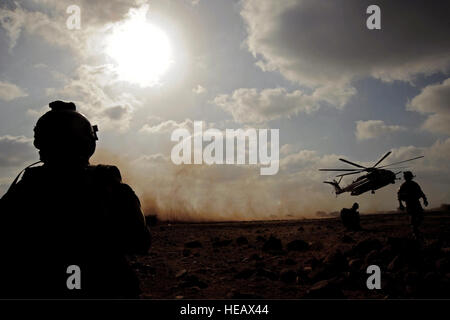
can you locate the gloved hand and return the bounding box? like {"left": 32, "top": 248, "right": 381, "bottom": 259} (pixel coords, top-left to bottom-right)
{"left": 424, "top": 199, "right": 428, "bottom": 207}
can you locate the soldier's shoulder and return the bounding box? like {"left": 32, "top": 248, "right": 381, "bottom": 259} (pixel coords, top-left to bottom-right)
{"left": 21, "top": 165, "right": 46, "bottom": 181}
{"left": 88, "top": 164, "right": 138, "bottom": 198}
{"left": 409, "top": 180, "right": 421, "bottom": 188}
{"left": 88, "top": 164, "right": 122, "bottom": 184}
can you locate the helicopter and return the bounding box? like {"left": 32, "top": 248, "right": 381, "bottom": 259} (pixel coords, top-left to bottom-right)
{"left": 319, "top": 151, "right": 424, "bottom": 196}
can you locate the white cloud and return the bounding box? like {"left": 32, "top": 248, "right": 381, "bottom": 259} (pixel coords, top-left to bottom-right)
{"left": 46, "top": 64, "right": 139, "bottom": 131}
{"left": 408, "top": 78, "right": 450, "bottom": 135}
{"left": 213, "top": 86, "right": 355, "bottom": 123}
{"left": 241, "top": 0, "right": 450, "bottom": 87}
{"left": 192, "top": 85, "right": 206, "bottom": 95}
{"left": 0, "top": 135, "right": 35, "bottom": 167}
{"left": 0, "top": 1, "right": 144, "bottom": 54}
{"left": 355, "top": 120, "right": 406, "bottom": 140}
{"left": 0, "top": 81, "right": 28, "bottom": 101}
{"left": 140, "top": 119, "right": 194, "bottom": 134}
{"left": 189, "top": 0, "right": 201, "bottom": 6}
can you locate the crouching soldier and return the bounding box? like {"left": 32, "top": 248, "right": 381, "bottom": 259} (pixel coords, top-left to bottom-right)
{"left": 340, "top": 202, "right": 361, "bottom": 231}
{"left": 0, "top": 101, "right": 151, "bottom": 298}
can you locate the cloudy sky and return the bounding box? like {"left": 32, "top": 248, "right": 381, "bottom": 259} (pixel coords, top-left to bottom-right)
{"left": 0, "top": 0, "right": 449, "bottom": 220}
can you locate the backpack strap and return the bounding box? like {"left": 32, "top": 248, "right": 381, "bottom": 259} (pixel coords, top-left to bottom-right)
{"left": 4, "top": 161, "right": 43, "bottom": 196}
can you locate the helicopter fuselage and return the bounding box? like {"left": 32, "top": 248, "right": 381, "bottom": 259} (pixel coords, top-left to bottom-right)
{"left": 345, "top": 169, "right": 396, "bottom": 195}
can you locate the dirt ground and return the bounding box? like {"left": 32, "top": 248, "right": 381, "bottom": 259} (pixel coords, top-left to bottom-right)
{"left": 130, "top": 208, "right": 450, "bottom": 299}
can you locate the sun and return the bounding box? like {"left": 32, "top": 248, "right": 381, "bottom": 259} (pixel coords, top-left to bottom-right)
{"left": 106, "top": 8, "right": 173, "bottom": 87}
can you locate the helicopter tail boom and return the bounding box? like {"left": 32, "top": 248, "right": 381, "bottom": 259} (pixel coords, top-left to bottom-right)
{"left": 324, "top": 179, "right": 343, "bottom": 195}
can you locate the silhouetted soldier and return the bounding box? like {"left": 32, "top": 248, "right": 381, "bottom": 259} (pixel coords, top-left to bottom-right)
{"left": 0, "top": 101, "right": 151, "bottom": 298}
{"left": 398, "top": 171, "right": 428, "bottom": 239}
{"left": 340, "top": 202, "right": 361, "bottom": 231}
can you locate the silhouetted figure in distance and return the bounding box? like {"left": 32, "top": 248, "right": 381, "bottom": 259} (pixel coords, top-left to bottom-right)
{"left": 398, "top": 171, "right": 428, "bottom": 240}
{"left": 0, "top": 101, "right": 151, "bottom": 298}
{"left": 340, "top": 202, "right": 361, "bottom": 231}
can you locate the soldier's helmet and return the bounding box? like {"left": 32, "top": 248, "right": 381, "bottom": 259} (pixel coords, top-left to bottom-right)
{"left": 33, "top": 101, "right": 98, "bottom": 163}
{"left": 403, "top": 171, "right": 414, "bottom": 181}
{"left": 352, "top": 202, "right": 359, "bottom": 210}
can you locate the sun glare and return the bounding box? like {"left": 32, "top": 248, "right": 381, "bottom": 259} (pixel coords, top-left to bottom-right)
{"left": 106, "top": 8, "right": 173, "bottom": 87}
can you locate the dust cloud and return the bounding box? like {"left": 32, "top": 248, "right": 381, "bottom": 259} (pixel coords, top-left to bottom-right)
{"left": 91, "top": 148, "right": 360, "bottom": 222}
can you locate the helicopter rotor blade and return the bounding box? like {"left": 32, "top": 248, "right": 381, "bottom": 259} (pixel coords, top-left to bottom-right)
{"left": 319, "top": 169, "right": 362, "bottom": 172}
{"left": 372, "top": 151, "right": 392, "bottom": 168}
{"left": 378, "top": 156, "right": 424, "bottom": 168}
{"left": 338, "top": 158, "right": 366, "bottom": 169}
{"left": 335, "top": 170, "right": 365, "bottom": 177}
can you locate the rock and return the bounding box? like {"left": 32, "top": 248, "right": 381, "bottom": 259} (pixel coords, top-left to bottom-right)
{"left": 250, "top": 253, "right": 262, "bottom": 261}
{"left": 423, "top": 239, "right": 441, "bottom": 256}
{"left": 436, "top": 257, "right": 450, "bottom": 273}
{"left": 256, "top": 268, "right": 278, "bottom": 281}
{"left": 378, "top": 245, "right": 394, "bottom": 261}
{"left": 308, "top": 264, "right": 337, "bottom": 282}
{"left": 287, "top": 240, "right": 309, "bottom": 252}
{"left": 404, "top": 272, "right": 420, "bottom": 285}
{"left": 262, "top": 235, "right": 283, "bottom": 252}
{"left": 303, "top": 266, "right": 312, "bottom": 273}
{"left": 387, "top": 256, "right": 401, "bottom": 272}
{"left": 256, "top": 235, "right": 266, "bottom": 242}
{"left": 422, "top": 272, "right": 440, "bottom": 296}
{"left": 324, "top": 250, "right": 341, "bottom": 263}
{"left": 306, "top": 280, "right": 345, "bottom": 298}
{"left": 280, "top": 269, "right": 297, "bottom": 283}
{"left": 341, "top": 235, "right": 355, "bottom": 243}
{"left": 196, "top": 280, "right": 208, "bottom": 289}
{"left": 309, "top": 241, "right": 324, "bottom": 251}
{"left": 305, "top": 257, "right": 319, "bottom": 269}
{"left": 365, "top": 249, "right": 380, "bottom": 265}
{"left": 175, "top": 269, "right": 187, "bottom": 279}
{"left": 236, "top": 236, "right": 249, "bottom": 246}
{"left": 234, "top": 268, "right": 256, "bottom": 279}
{"left": 283, "top": 258, "right": 297, "bottom": 266}
{"left": 179, "top": 275, "right": 208, "bottom": 289}
{"left": 223, "top": 267, "right": 237, "bottom": 274}
{"left": 212, "top": 238, "right": 232, "bottom": 248}
{"left": 387, "top": 237, "right": 419, "bottom": 256}
{"left": 351, "top": 239, "right": 382, "bottom": 256}
{"left": 348, "top": 258, "right": 363, "bottom": 272}
{"left": 228, "top": 291, "right": 263, "bottom": 299}
{"left": 324, "top": 249, "right": 346, "bottom": 270}
{"left": 185, "top": 240, "right": 203, "bottom": 248}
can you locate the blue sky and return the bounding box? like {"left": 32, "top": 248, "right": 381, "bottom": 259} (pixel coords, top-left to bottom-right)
{"left": 0, "top": 0, "right": 449, "bottom": 220}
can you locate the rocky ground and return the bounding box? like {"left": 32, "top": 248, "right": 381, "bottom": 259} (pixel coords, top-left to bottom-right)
{"left": 130, "top": 208, "right": 450, "bottom": 299}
